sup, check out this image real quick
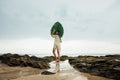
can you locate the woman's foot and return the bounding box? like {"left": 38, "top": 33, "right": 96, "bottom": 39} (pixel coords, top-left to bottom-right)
{"left": 56, "top": 57, "right": 60, "bottom": 62}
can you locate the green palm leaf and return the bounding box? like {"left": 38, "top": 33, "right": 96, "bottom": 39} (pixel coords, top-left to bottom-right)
{"left": 50, "top": 22, "right": 64, "bottom": 38}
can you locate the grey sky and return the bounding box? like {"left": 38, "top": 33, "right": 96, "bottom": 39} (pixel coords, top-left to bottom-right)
{"left": 0, "top": 0, "right": 120, "bottom": 42}
{"left": 0, "top": 0, "right": 120, "bottom": 55}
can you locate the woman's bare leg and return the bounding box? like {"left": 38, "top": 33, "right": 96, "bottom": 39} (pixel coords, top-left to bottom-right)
{"left": 57, "top": 48, "right": 60, "bottom": 62}
{"left": 53, "top": 48, "right": 57, "bottom": 61}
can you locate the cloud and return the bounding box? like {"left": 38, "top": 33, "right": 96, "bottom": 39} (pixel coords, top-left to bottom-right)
{"left": 0, "top": 38, "right": 120, "bottom": 55}
{"left": 0, "top": 0, "right": 120, "bottom": 54}
{"left": 0, "top": 0, "right": 120, "bottom": 42}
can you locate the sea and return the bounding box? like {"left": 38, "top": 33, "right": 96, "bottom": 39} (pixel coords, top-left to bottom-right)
{"left": 0, "top": 52, "right": 118, "bottom": 57}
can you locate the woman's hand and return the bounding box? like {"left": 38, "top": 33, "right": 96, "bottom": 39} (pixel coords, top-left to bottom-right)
{"left": 52, "top": 29, "right": 56, "bottom": 34}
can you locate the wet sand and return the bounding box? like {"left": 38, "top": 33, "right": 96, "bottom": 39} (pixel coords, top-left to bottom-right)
{"left": 0, "top": 63, "right": 42, "bottom": 80}
{"left": 0, "top": 60, "right": 112, "bottom": 80}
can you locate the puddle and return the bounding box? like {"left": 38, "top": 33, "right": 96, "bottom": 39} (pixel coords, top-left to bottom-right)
{"left": 48, "top": 60, "right": 88, "bottom": 80}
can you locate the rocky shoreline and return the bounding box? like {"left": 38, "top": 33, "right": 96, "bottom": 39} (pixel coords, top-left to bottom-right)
{"left": 0, "top": 53, "right": 120, "bottom": 80}
{"left": 69, "top": 55, "right": 120, "bottom": 80}
{"left": 0, "top": 53, "right": 68, "bottom": 69}
{"left": 0, "top": 53, "right": 53, "bottom": 69}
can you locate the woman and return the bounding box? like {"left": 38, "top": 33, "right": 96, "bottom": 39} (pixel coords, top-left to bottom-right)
{"left": 52, "top": 29, "right": 62, "bottom": 62}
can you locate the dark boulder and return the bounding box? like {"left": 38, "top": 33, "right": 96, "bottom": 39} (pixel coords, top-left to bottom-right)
{"left": 60, "top": 55, "right": 68, "bottom": 61}
{"left": 0, "top": 53, "right": 50, "bottom": 69}
{"left": 69, "top": 55, "right": 120, "bottom": 80}
{"left": 41, "top": 71, "right": 55, "bottom": 75}
{"left": 42, "top": 56, "right": 54, "bottom": 63}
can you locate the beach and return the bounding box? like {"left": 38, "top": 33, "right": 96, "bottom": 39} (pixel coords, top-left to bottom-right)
{"left": 0, "top": 63, "right": 41, "bottom": 80}
{"left": 0, "top": 60, "right": 111, "bottom": 80}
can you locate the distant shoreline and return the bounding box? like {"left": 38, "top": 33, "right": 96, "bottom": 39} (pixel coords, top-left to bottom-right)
{"left": 0, "top": 52, "right": 120, "bottom": 57}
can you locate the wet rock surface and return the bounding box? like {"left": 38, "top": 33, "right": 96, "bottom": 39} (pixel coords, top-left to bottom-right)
{"left": 0, "top": 53, "right": 69, "bottom": 69}
{"left": 69, "top": 55, "right": 120, "bottom": 80}
{"left": 41, "top": 71, "right": 55, "bottom": 75}
{"left": 60, "top": 55, "right": 69, "bottom": 61}
{"left": 0, "top": 53, "right": 53, "bottom": 69}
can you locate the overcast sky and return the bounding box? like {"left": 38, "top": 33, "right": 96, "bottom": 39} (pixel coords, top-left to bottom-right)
{"left": 0, "top": 0, "right": 120, "bottom": 55}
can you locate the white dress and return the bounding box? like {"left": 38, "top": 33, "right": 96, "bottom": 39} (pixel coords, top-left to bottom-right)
{"left": 52, "top": 35, "right": 61, "bottom": 50}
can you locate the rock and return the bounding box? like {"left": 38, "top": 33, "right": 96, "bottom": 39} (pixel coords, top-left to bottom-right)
{"left": 42, "top": 56, "right": 54, "bottom": 63}
{"left": 69, "top": 55, "right": 120, "bottom": 80}
{"left": 29, "top": 61, "right": 50, "bottom": 69}
{"left": 106, "top": 55, "right": 120, "bottom": 58}
{"left": 41, "top": 71, "right": 55, "bottom": 75}
{"left": 69, "top": 59, "right": 80, "bottom": 65}
{"left": 30, "top": 56, "right": 41, "bottom": 61}
{"left": 0, "top": 53, "right": 50, "bottom": 69}
{"left": 60, "top": 55, "right": 68, "bottom": 61}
